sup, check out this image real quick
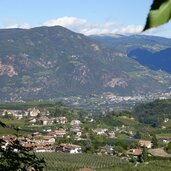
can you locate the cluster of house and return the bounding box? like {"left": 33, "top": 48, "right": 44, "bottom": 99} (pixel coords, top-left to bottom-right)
{"left": 99, "top": 145, "right": 114, "bottom": 155}
{"left": 1, "top": 108, "right": 69, "bottom": 126}
{"left": 4, "top": 108, "right": 171, "bottom": 158}
{"left": 41, "top": 119, "right": 83, "bottom": 139}
{"left": 92, "top": 125, "right": 133, "bottom": 138}
{"left": 0, "top": 135, "right": 55, "bottom": 152}
{"left": 70, "top": 119, "right": 82, "bottom": 139}
{"left": 0, "top": 135, "right": 82, "bottom": 153}
{"left": 2, "top": 109, "right": 27, "bottom": 120}
{"left": 93, "top": 128, "right": 108, "bottom": 135}
{"left": 56, "top": 143, "right": 82, "bottom": 154}
{"left": 29, "top": 116, "right": 67, "bottom": 125}
{"left": 127, "top": 140, "right": 152, "bottom": 158}
{"left": 48, "top": 129, "right": 66, "bottom": 138}
{"left": 0, "top": 107, "right": 85, "bottom": 153}
{"left": 1, "top": 108, "right": 46, "bottom": 120}
{"left": 127, "top": 139, "right": 171, "bottom": 159}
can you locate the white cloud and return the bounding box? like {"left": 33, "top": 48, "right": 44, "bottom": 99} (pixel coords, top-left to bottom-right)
{"left": 82, "top": 28, "right": 110, "bottom": 35}
{"left": 43, "top": 16, "right": 87, "bottom": 31}
{"left": 42, "top": 16, "right": 143, "bottom": 35}
{"left": 81, "top": 25, "right": 143, "bottom": 35}
{"left": 0, "top": 16, "right": 165, "bottom": 37}
{"left": 102, "top": 21, "right": 121, "bottom": 28}
{"left": 119, "top": 25, "right": 143, "bottom": 34}
{"left": 1, "top": 23, "right": 30, "bottom": 29}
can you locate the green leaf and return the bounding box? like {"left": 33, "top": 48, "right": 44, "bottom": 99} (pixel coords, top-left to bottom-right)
{"left": 143, "top": 0, "right": 171, "bottom": 31}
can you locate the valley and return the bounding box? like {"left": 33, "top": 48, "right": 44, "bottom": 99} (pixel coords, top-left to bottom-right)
{"left": 0, "top": 26, "right": 171, "bottom": 171}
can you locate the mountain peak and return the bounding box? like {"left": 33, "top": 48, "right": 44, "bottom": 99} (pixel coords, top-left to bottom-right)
{"left": 0, "top": 26, "right": 171, "bottom": 102}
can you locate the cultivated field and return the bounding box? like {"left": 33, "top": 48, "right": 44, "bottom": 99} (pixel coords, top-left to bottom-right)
{"left": 37, "top": 152, "right": 128, "bottom": 171}
{"left": 37, "top": 152, "right": 171, "bottom": 171}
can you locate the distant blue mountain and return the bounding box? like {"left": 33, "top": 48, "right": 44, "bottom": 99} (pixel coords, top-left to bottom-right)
{"left": 128, "top": 48, "right": 171, "bottom": 74}
{"left": 91, "top": 34, "right": 171, "bottom": 74}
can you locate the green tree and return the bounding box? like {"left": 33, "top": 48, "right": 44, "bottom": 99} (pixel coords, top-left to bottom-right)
{"left": 142, "top": 146, "right": 148, "bottom": 162}
{"left": 151, "top": 134, "right": 158, "bottom": 148}
{"left": 166, "top": 141, "right": 171, "bottom": 153}
{"left": 0, "top": 122, "right": 45, "bottom": 171}
{"left": 134, "top": 131, "right": 142, "bottom": 139}
{"left": 83, "top": 139, "right": 93, "bottom": 153}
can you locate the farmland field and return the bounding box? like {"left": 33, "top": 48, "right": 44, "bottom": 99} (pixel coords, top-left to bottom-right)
{"left": 36, "top": 152, "right": 129, "bottom": 171}
{"left": 36, "top": 153, "right": 171, "bottom": 171}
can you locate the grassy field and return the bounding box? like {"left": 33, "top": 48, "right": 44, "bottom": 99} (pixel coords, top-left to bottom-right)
{"left": 116, "top": 133, "right": 129, "bottom": 138}
{"left": 0, "top": 127, "right": 17, "bottom": 135}
{"left": 0, "top": 127, "right": 30, "bottom": 136}
{"left": 98, "top": 160, "right": 171, "bottom": 171}
{"left": 0, "top": 118, "right": 29, "bottom": 135}
{"left": 116, "top": 116, "right": 139, "bottom": 127}
{"left": 0, "top": 118, "right": 26, "bottom": 126}
{"left": 157, "top": 133, "right": 171, "bottom": 138}
{"left": 163, "top": 120, "right": 171, "bottom": 128}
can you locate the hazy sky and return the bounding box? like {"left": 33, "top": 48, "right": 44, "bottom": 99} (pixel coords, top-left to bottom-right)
{"left": 0, "top": 0, "right": 171, "bottom": 37}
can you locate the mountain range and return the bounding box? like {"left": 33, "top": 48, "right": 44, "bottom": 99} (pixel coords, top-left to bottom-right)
{"left": 0, "top": 26, "right": 171, "bottom": 102}
{"left": 91, "top": 34, "right": 171, "bottom": 74}
{"left": 128, "top": 48, "right": 171, "bottom": 73}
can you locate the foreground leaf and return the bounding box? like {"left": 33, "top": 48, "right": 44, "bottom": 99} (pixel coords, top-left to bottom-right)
{"left": 143, "top": 0, "right": 171, "bottom": 31}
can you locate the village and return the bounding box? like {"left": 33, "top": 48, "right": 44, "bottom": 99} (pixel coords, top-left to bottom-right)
{"left": 1, "top": 106, "right": 171, "bottom": 163}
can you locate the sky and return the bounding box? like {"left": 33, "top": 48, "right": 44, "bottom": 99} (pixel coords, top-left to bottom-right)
{"left": 0, "top": 0, "right": 171, "bottom": 37}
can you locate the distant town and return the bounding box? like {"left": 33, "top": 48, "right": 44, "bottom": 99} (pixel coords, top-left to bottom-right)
{"left": 57, "top": 91, "right": 171, "bottom": 112}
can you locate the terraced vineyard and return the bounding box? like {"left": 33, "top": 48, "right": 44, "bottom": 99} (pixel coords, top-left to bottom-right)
{"left": 37, "top": 152, "right": 128, "bottom": 171}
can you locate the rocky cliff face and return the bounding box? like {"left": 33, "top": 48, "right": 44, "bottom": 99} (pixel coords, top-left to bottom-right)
{"left": 0, "top": 26, "right": 171, "bottom": 102}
